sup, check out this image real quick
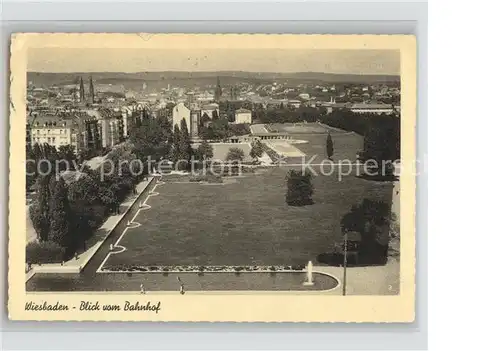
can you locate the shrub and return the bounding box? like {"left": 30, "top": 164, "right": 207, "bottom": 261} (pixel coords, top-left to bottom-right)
{"left": 225, "top": 147, "right": 245, "bottom": 162}
{"left": 286, "top": 169, "right": 314, "bottom": 206}
{"left": 26, "top": 241, "right": 65, "bottom": 264}
{"left": 189, "top": 174, "right": 223, "bottom": 183}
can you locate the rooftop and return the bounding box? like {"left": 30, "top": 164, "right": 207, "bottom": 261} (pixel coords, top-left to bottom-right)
{"left": 236, "top": 108, "right": 251, "bottom": 113}
{"left": 350, "top": 103, "right": 394, "bottom": 109}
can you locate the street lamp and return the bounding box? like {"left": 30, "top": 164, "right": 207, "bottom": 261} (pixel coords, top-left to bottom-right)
{"left": 342, "top": 231, "right": 362, "bottom": 296}
{"left": 342, "top": 231, "right": 348, "bottom": 296}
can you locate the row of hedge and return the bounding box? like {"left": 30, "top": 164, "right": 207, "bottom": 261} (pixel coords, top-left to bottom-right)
{"left": 189, "top": 174, "right": 223, "bottom": 183}
{"left": 261, "top": 144, "right": 281, "bottom": 163}
{"left": 102, "top": 264, "right": 307, "bottom": 273}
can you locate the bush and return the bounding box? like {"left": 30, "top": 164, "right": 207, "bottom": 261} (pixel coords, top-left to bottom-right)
{"left": 189, "top": 174, "right": 223, "bottom": 183}
{"left": 26, "top": 241, "right": 65, "bottom": 264}
{"left": 286, "top": 169, "right": 314, "bottom": 206}
{"left": 225, "top": 148, "right": 245, "bottom": 162}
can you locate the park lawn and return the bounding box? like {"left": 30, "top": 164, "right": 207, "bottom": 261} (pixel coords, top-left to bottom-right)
{"left": 103, "top": 165, "right": 392, "bottom": 268}
{"left": 291, "top": 133, "right": 364, "bottom": 163}
{"left": 268, "top": 122, "right": 332, "bottom": 134}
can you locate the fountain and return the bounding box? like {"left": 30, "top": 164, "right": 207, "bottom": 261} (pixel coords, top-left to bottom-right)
{"left": 303, "top": 261, "right": 314, "bottom": 286}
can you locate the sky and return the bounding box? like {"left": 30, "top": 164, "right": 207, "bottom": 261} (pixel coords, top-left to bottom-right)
{"left": 28, "top": 48, "right": 400, "bottom": 75}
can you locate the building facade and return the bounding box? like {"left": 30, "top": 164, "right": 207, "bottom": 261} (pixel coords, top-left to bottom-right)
{"left": 30, "top": 115, "right": 80, "bottom": 151}
{"left": 200, "top": 103, "right": 220, "bottom": 120}
{"left": 172, "top": 102, "right": 191, "bottom": 134}
{"left": 350, "top": 103, "right": 394, "bottom": 115}
{"left": 234, "top": 108, "right": 252, "bottom": 124}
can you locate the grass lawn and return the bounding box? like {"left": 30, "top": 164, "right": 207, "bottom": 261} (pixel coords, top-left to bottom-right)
{"left": 102, "top": 127, "right": 393, "bottom": 269}
{"left": 268, "top": 122, "right": 331, "bottom": 134}
{"left": 103, "top": 168, "right": 392, "bottom": 268}
{"left": 290, "top": 132, "right": 364, "bottom": 163}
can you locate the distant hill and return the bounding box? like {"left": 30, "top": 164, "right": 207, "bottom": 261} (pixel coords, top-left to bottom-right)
{"left": 27, "top": 71, "right": 400, "bottom": 89}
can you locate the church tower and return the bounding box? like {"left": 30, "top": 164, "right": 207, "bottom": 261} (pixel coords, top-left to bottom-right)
{"left": 214, "top": 76, "right": 222, "bottom": 102}
{"left": 79, "top": 76, "right": 85, "bottom": 103}
{"left": 88, "top": 76, "right": 95, "bottom": 104}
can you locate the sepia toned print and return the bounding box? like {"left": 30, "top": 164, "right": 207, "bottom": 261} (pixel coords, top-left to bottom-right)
{"left": 9, "top": 34, "right": 416, "bottom": 322}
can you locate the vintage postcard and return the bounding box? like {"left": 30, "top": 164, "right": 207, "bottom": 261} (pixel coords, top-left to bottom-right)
{"left": 9, "top": 34, "right": 416, "bottom": 322}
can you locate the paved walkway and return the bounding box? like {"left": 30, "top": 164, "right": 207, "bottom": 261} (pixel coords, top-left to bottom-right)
{"left": 315, "top": 259, "right": 400, "bottom": 295}
{"left": 250, "top": 124, "right": 269, "bottom": 134}
{"left": 25, "top": 176, "right": 155, "bottom": 281}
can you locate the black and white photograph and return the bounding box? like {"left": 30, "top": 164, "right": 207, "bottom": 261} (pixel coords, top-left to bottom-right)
{"left": 9, "top": 34, "right": 416, "bottom": 322}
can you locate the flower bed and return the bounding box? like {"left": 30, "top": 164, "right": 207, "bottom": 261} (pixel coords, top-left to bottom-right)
{"left": 101, "top": 264, "right": 306, "bottom": 273}
{"left": 261, "top": 144, "right": 281, "bottom": 162}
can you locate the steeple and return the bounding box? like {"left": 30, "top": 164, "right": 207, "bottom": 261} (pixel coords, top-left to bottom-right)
{"left": 79, "top": 76, "right": 85, "bottom": 103}
{"left": 214, "top": 76, "right": 222, "bottom": 102}
{"left": 88, "top": 76, "right": 95, "bottom": 104}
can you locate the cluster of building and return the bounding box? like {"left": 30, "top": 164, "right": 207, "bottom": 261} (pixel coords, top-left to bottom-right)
{"left": 172, "top": 102, "right": 252, "bottom": 138}
{"left": 26, "top": 74, "right": 401, "bottom": 152}
{"left": 170, "top": 77, "right": 253, "bottom": 139}
{"left": 27, "top": 76, "right": 150, "bottom": 153}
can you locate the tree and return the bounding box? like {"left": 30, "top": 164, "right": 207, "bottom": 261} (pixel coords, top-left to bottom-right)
{"left": 249, "top": 140, "right": 264, "bottom": 161}
{"left": 326, "top": 132, "right": 334, "bottom": 159}
{"left": 179, "top": 118, "right": 193, "bottom": 170}
{"left": 29, "top": 175, "right": 52, "bottom": 241}
{"left": 225, "top": 147, "right": 245, "bottom": 162}
{"left": 129, "top": 117, "right": 170, "bottom": 163}
{"left": 48, "top": 179, "right": 74, "bottom": 255}
{"left": 362, "top": 116, "right": 399, "bottom": 177}
{"left": 58, "top": 144, "right": 76, "bottom": 170}
{"left": 170, "top": 124, "right": 181, "bottom": 164}
{"left": 341, "top": 199, "right": 392, "bottom": 262}
{"left": 200, "top": 113, "right": 211, "bottom": 127}
{"left": 212, "top": 109, "right": 219, "bottom": 120}
{"left": 197, "top": 140, "right": 214, "bottom": 160}
{"left": 285, "top": 170, "right": 314, "bottom": 206}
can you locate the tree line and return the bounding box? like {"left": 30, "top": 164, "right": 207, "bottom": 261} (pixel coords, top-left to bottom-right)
{"left": 27, "top": 111, "right": 172, "bottom": 264}
{"left": 252, "top": 104, "right": 400, "bottom": 172}
{"left": 28, "top": 142, "right": 144, "bottom": 263}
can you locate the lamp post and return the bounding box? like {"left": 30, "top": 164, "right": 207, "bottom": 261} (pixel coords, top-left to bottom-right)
{"left": 342, "top": 231, "right": 348, "bottom": 296}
